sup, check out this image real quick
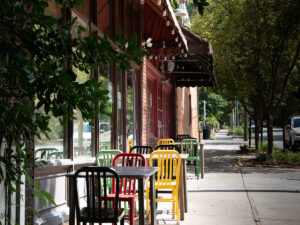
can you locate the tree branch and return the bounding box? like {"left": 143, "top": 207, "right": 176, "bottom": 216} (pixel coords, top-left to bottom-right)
{"left": 275, "top": 41, "right": 300, "bottom": 113}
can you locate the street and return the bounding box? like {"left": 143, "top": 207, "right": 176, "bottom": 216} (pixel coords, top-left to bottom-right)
{"left": 247, "top": 128, "right": 283, "bottom": 149}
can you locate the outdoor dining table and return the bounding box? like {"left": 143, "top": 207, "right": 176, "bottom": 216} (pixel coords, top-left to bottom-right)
{"left": 66, "top": 166, "right": 159, "bottom": 225}
{"left": 143, "top": 153, "right": 189, "bottom": 221}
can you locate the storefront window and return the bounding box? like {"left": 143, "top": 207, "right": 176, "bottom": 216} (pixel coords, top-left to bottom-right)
{"left": 35, "top": 115, "right": 65, "bottom": 160}
{"left": 117, "top": 71, "right": 123, "bottom": 150}
{"left": 99, "top": 65, "right": 113, "bottom": 150}
{"left": 73, "top": 69, "right": 93, "bottom": 158}
{"left": 127, "top": 71, "right": 134, "bottom": 144}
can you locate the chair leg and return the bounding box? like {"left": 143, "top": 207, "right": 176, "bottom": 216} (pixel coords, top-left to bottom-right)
{"left": 146, "top": 185, "right": 149, "bottom": 217}
{"left": 175, "top": 190, "right": 180, "bottom": 222}
{"left": 120, "top": 216, "right": 125, "bottom": 225}
{"left": 172, "top": 189, "right": 175, "bottom": 219}
{"left": 196, "top": 160, "right": 200, "bottom": 179}
{"left": 130, "top": 199, "right": 135, "bottom": 225}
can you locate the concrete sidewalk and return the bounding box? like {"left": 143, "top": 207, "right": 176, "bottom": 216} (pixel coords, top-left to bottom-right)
{"left": 155, "top": 129, "right": 300, "bottom": 225}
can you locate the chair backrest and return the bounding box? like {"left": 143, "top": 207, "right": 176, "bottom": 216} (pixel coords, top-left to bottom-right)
{"left": 48, "top": 151, "right": 63, "bottom": 159}
{"left": 112, "top": 153, "right": 146, "bottom": 195}
{"left": 157, "top": 138, "right": 175, "bottom": 146}
{"left": 177, "top": 134, "right": 191, "bottom": 141}
{"left": 149, "top": 150, "right": 181, "bottom": 186}
{"left": 100, "top": 141, "right": 111, "bottom": 150}
{"left": 130, "top": 145, "right": 153, "bottom": 154}
{"left": 155, "top": 144, "right": 181, "bottom": 153}
{"left": 73, "top": 166, "right": 120, "bottom": 223}
{"left": 96, "top": 150, "right": 122, "bottom": 166}
{"left": 181, "top": 138, "right": 199, "bottom": 158}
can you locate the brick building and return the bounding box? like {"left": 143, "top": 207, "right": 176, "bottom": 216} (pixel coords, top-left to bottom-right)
{"left": 1, "top": 0, "right": 215, "bottom": 224}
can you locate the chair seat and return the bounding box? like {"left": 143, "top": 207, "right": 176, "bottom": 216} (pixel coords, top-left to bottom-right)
{"left": 187, "top": 156, "right": 199, "bottom": 160}
{"left": 107, "top": 193, "right": 139, "bottom": 201}
{"left": 146, "top": 180, "right": 177, "bottom": 190}
{"left": 80, "top": 207, "right": 124, "bottom": 222}
{"left": 155, "top": 181, "right": 177, "bottom": 188}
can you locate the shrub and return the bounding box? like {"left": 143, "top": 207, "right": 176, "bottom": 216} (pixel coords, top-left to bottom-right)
{"left": 227, "top": 126, "right": 244, "bottom": 136}
{"left": 259, "top": 143, "right": 268, "bottom": 152}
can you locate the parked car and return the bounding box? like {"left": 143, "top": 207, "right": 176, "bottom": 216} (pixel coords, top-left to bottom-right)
{"left": 283, "top": 115, "right": 300, "bottom": 150}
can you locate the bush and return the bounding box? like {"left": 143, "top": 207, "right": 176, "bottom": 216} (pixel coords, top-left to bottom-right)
{"left": 255, "top": 148, "right": 300, "bottom": 163}
{"left": 259, "top": 143, "right": 268, "bottom": 152}
{"left": 228, "top": 126, "right": 244, "bottom": 136}
{"left": 239, "top": 144, "right": 250, "bottom": 154}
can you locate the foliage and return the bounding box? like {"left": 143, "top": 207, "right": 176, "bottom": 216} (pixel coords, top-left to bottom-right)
{"left": 228, "top": 126, "right": 244, "bottom": 136}
{"left": 239, "top": 144, "right": 250, "bottom": 154}
{"left": 192, "top": 0, "right": 210, "bottom": 15}
{"left": 0, "top": 0, "right": 145, "bottom": 223}
{"left": 255, "top": 150, "right": 300, "bottom": 164}
{"left": 191, "top": 0, "right": 300, "bottom": 153}
{"left": 206, "top": 115, "right": 219, "bottom": 128}
{"left": 171, "top": 0, "right": 209, "bottom": 15}
{"left": 199, "top": 90, "right": 231, "bottom": 125}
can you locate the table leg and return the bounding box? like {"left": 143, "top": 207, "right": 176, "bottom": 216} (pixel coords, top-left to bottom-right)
{"left": 150, "top": 175, "right": 156, "bottom": 225}
{"left": 179, "top": 161, "right": 185, "bottom": 221}
{"left": 67, "top": 176, "right": 75, "bottom": 225}
{"left": 200, "top": 143, "right": 205, "bottom": 179}
{"left": 138, "top": 178, "right": 145, "bottom": 225}
{"left": 183, "top": 159, "right": 188, "bottom": 213}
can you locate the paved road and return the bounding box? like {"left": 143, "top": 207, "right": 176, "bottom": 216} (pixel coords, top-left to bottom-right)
{"left": 155, "top": 129, "right": 300, "bottom": 225}
{"left": 248, "top": 128, "right": 283, "bottom": 149}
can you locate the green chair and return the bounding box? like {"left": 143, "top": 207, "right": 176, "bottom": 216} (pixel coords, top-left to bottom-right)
{"left": 95, "top": 150, "right": 122, "bottom": 208}
{"left": 181, "top": 138, "right": 200, "bottom": 179}
{"left": 96, "top": 149, "right": 122, "bottom": 166}
{"left": 100, "top": 141, "right": 111, "bottom": 150}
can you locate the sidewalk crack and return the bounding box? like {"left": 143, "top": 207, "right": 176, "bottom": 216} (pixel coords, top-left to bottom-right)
{"left": 240, "top": 168, "right": 261, "bottom": 225}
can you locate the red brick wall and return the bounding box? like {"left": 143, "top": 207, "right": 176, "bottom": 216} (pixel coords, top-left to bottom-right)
{"left": 141, "top": 59, "right": 164, "bottom": 147}
{"left": 176, "top": 87, "right": 199, "bottom": 139}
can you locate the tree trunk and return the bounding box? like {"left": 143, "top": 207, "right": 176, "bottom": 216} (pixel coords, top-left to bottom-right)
{"left": 244, "top": 109, "right": 248, "bottom": 141}
{"left": 267, "top": 113, "right": 274, "bottom": 154}
{"left": 254, "top": 115, "right": 260, "bottom": 150}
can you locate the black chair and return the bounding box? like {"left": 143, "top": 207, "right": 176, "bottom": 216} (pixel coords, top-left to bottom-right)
{"left": 130, "top": 145, "right": 153, "bottom": 154}
{"left": 176, "top": 134, "right": 191, "bottom": 142}
{"left": 73, "top": 166, "right": 125, "bottom": 225}
{"left": 155, "top": 144, "right": 181, "bottom": 153}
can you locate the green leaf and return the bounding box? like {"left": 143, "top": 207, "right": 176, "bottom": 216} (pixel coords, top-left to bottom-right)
{"left": 38, "top": 193, "right": 47, "bottom": 207}
{"left": 40, "top": 190, "right": 56, "bottom": 206}
{"left": 35, "top": 180, "right": 41, "bottom": 191}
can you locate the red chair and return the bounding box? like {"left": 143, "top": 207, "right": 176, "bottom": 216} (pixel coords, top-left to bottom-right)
{"left": 108, "top": 153, "right": 146, "bottom": 225}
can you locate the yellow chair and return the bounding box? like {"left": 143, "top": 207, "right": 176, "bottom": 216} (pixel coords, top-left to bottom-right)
{"left": 128, "top": 140, "right": 133, "bottom": 153}
{"left": 146, "top": 150, "right": 181, "bottom": 222}
{"left": 157, "top": 138, "right": 175, "bottom": 146}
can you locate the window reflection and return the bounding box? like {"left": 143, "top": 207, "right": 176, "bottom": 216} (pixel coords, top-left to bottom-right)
{"left": 117, "top": 71, "right": 122, "bottom": 150}
{"left": 127, "top": 70, "right": 134, "bottom": 145}
{"left": 73, "top": 69, "right": 93, "bottom": 158}
{"left": 99, "top": 65, "right": 113, "bottom": 150}
{"left": 35, "top": 115, "right": 65, "bottom": 160}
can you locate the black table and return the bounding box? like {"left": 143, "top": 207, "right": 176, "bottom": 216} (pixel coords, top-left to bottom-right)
{"left": 67, "top": 166, "right": 158, "bottom": 225}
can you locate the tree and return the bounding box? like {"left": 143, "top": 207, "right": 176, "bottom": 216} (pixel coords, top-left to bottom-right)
{"left": 0, "top": 0, "right": 145, "bottom": 223}
{"left": 191, "top": 0, "right": 300, "bottom": 153}
{"left": 199, "top": 90, "right": 231, "bottom": 126}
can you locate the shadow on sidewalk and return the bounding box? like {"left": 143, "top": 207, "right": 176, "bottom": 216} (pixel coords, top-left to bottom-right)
{"left": 199, "top": 149, "right": 300, "bottom": 175}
